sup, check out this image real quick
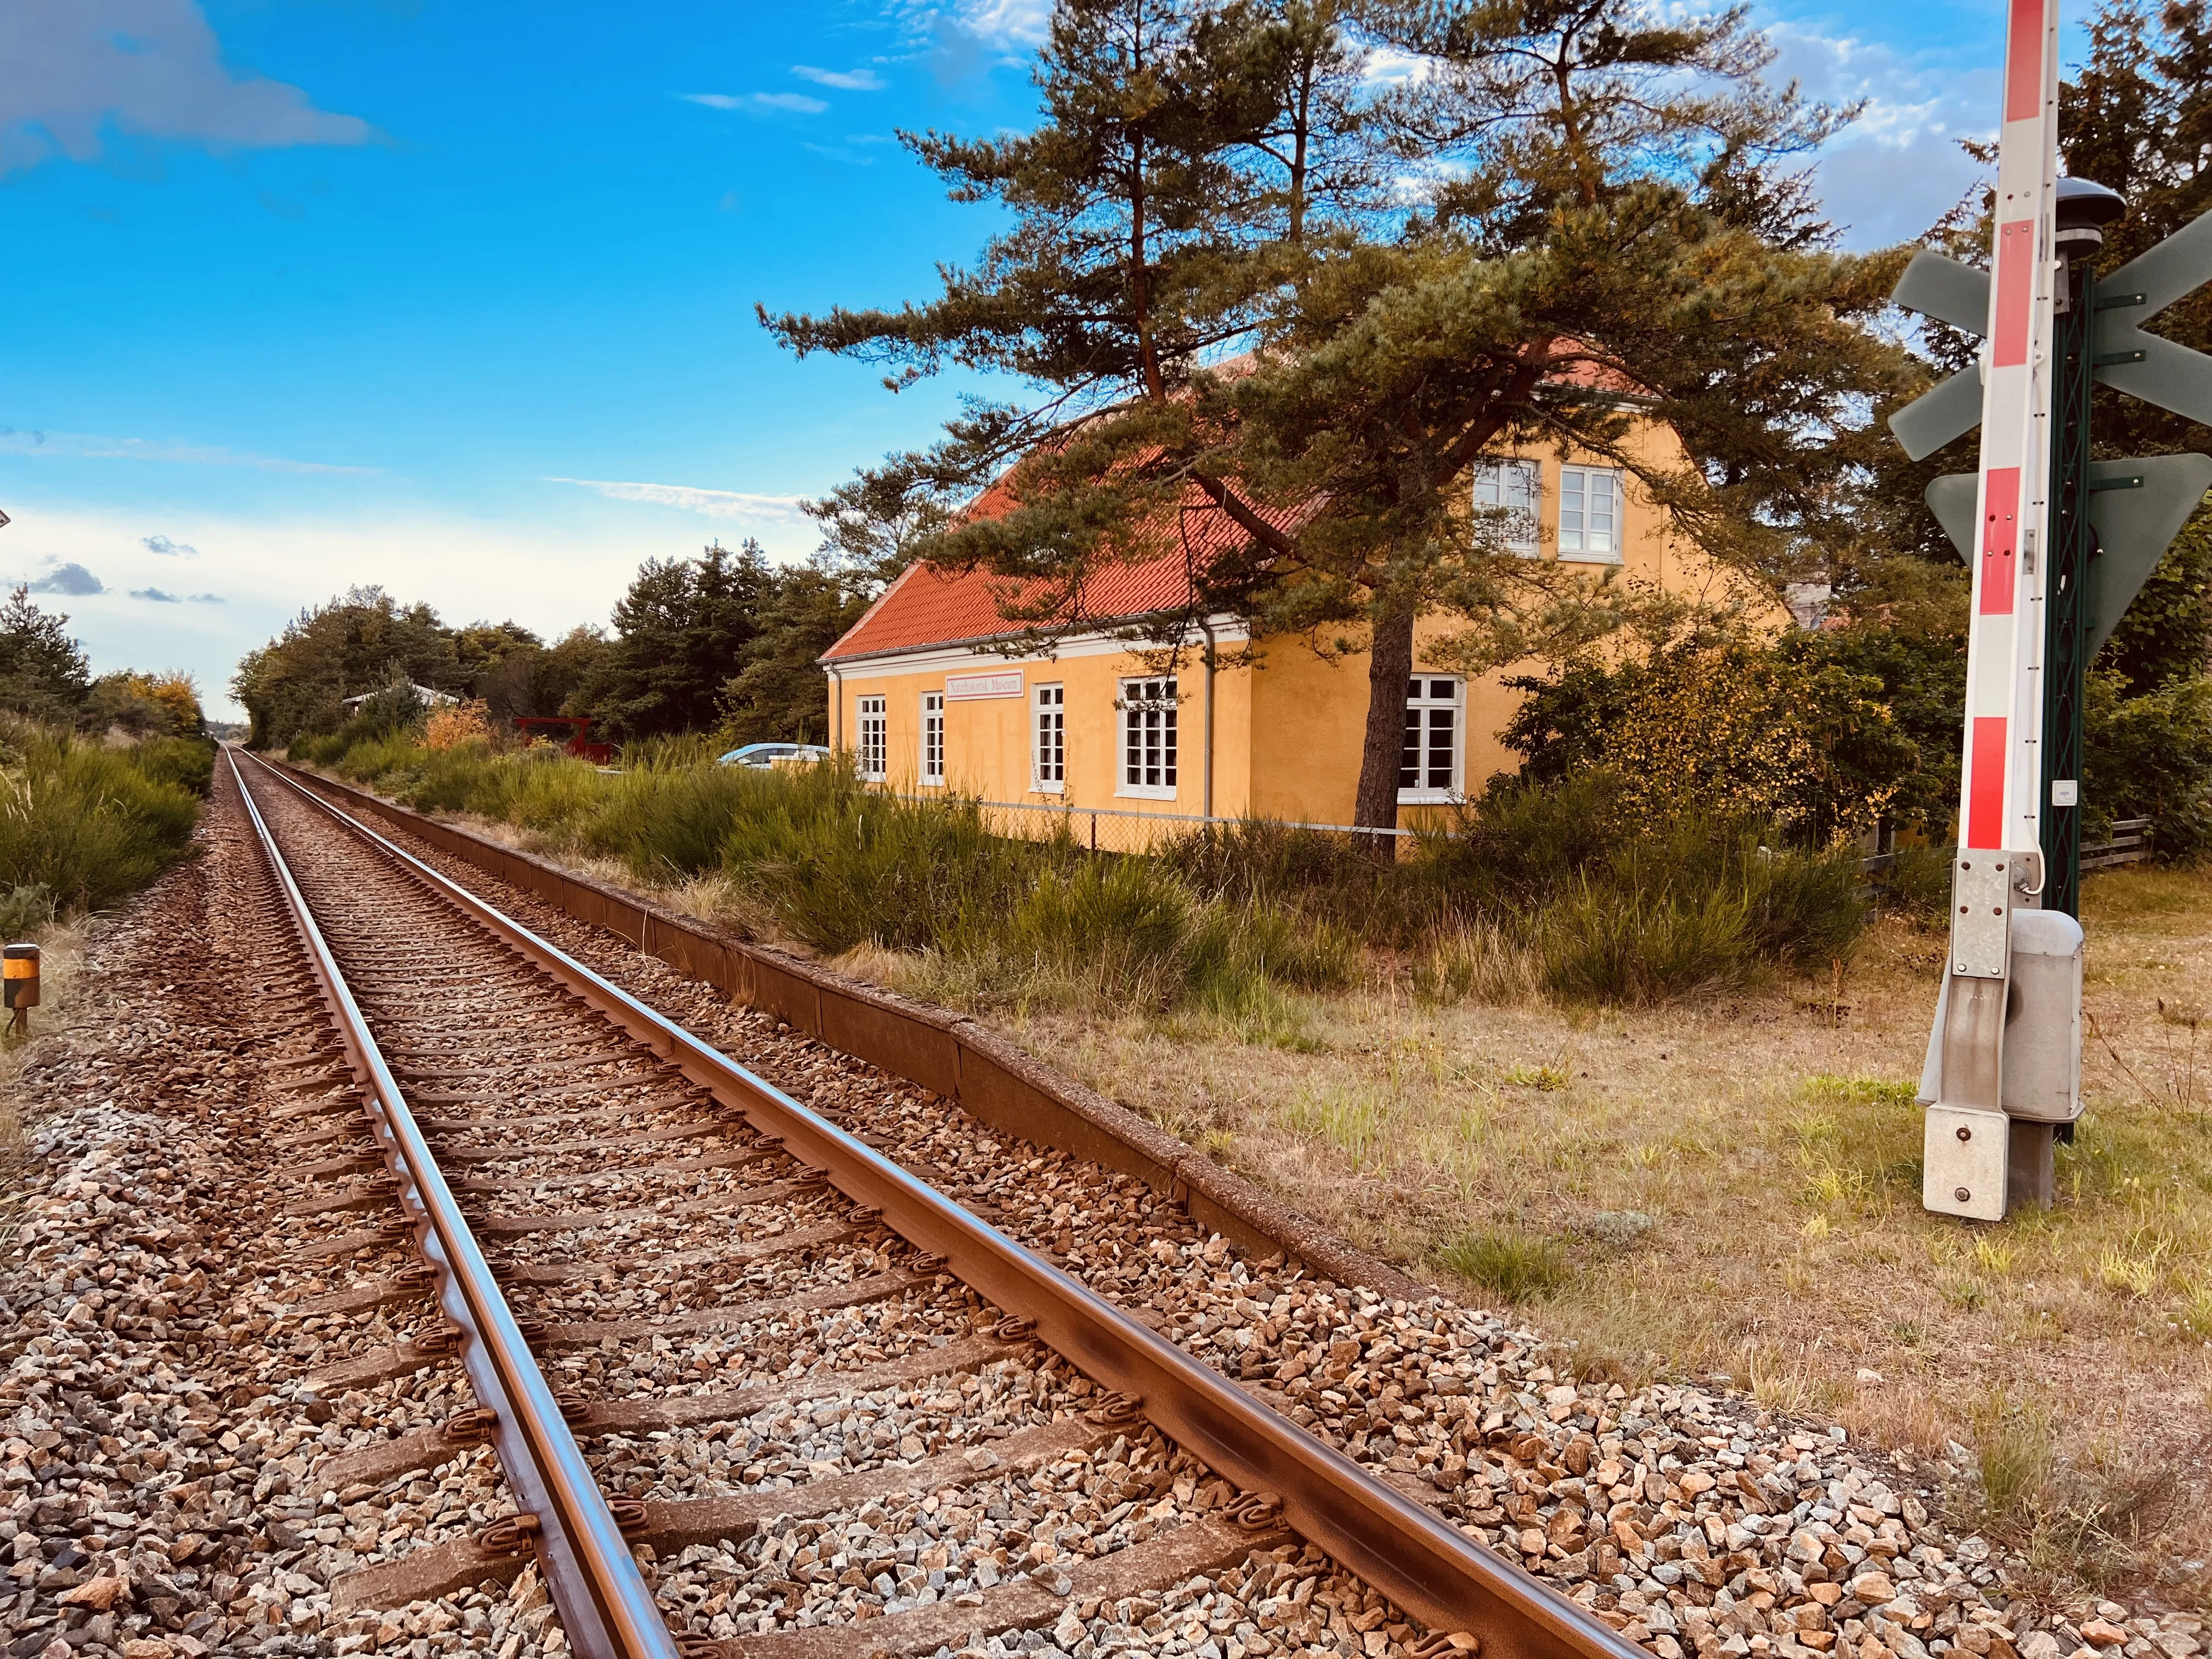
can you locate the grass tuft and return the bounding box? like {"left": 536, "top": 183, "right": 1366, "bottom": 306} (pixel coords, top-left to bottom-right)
{"left": 1437, "top": 1229, "right": 1570, "bottom": 1303}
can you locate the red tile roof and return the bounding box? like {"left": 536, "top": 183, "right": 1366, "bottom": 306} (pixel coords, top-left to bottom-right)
{"left": 822, "top": 480, "right": 1302, "bottom": 663}
{"left": 825, "top": 344, "right": 1633, "bottom": 664}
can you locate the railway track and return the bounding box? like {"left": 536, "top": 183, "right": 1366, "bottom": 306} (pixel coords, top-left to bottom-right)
{"left": 224, "top": 747, "right": 1635, "bottom": 1659}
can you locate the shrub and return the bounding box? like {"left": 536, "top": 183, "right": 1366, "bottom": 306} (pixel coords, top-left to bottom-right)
{"left": 1880, "top": 841, "right": 1954, "bottom": 924}
{"left": 2082, "top": 669, "right": 2212, "bottom": 859}
{"left": 0, "top": 885, "right": 55, "bottom": 939}
{"left": 592, "top": 762, "right": 788, "bottom": 882}
{"left": 286, "top": 727, "right": 1861, "bottom": 1011}
{"left": 129, "top": 736, "right": 217, "bottom": 797}
{"left": 1504, "top": 639, "right": 1918, "bottom": 844}
{"left": 424, "top": 699, "right": 491, "bottom": 751}
{"left": 0, "top": 726, "right": 201, "bottom": 913}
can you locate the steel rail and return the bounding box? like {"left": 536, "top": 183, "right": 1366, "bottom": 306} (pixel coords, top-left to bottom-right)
{"left": 227, "top": 749, "right": 680, "bottom": 1659}
{"left": 241, "top": 748, "right": 1638, "bottom": 1659}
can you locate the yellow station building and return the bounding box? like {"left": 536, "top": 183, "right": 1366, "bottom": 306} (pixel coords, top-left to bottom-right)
{"left": 819, "top": 428, "right": 1754, "bottom": 839}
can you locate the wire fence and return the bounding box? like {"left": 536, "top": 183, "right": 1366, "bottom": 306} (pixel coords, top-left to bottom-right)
{"left": 879, "top": 789, "right": 2160, "bottom": 869}
{"left": 881, "top": 792, "right": 1417, "bottom": 854}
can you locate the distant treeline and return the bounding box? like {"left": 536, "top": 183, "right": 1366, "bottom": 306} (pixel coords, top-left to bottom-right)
{"left": 233, "top": 540, "right": 868, "bottom": 753}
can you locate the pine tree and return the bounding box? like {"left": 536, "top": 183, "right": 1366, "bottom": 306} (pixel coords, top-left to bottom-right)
{"left": 771, "top": 0, "right": 1909, "bottom": 836}
{"left": 0, "top": 587, "right": 91, "bottom": 720}
{"left": 718, "top": 561, "right": 874, "bottom": 746}
{"left": 762, "top": 0, "right": 1299, "bottom": 641}
{"left": 577, "top": 543, "right": 777, "bottom": 742}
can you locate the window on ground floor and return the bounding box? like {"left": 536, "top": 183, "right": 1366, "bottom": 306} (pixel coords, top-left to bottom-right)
{"left": 1118, "top": 677, "right": 1177, "bottom": 797}
{"left": 1033, "top": 683, "right": 1064, "bottom": 792}
{"left": 857, "top": 695, "right": 887, "bottom": 781}
{"left": 1400, "top": 676, "right": 1462, "bottom": 799}
{"left": 919, "top": 691, "right": 944, "bottom": 784}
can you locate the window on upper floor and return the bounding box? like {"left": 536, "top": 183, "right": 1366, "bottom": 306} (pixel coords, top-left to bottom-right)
{"left": 1118, "top": 677, "right": 1177, "bottom": 798}
{"left": 1474, "top": 458, "right": 1541, "bottom": 556}
{"left": 856, "top": 695, "right": 887, "bottom": 781}
{"left": 1400, "top": 676, "right": 1463, "bottom": 800}
{"left": 1558, "top": 465, "right": 1622, "bottom": 561}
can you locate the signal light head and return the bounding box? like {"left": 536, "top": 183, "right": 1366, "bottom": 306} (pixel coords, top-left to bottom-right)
{"left": 2055, "top": 177, "right": 2128, "bottom": 258}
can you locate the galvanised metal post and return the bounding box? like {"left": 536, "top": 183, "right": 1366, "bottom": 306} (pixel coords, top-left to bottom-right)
{"left": 2041, "top": 179, "right": 2128, "bottom": 921}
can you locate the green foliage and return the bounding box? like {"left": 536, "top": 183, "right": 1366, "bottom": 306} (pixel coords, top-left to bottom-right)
{"left": 1437, "top": 1231, "right": 1569, "bottom": 1303}
{"left": 129, "top": 737, "right": 217, "bottom": 797}
{"left": 0, "top": 725, "right": 202, "bottom": 915}
{"left": 80, "top": 670, "right": 206, "bottom": 741}
{"left": 474, "top": 626, "right": 607, "bottom": 729}
{"left": 2082, "top": 669, "right": 2212, "bottom": 858}
{"left": 1881, "top": 842, "right": 1955, "bottom": 925}
{"left": 2100, "top": 507, "right": 2212, "bottom": 696}
{"left": 1503, "top": 635, "right": 1917, "bottom": 843}
{"left": 297, "top": 720, "right": 1861, "bottom": 1008}
{"left": 0, "top": 588, "right": 92, "bottom": 721}
{"left": 718, "top": 562, "right": 871, "bottom": 747}
{"left": 1170, "top": 769, "right": 1866, "bottom": 1000}
{"left": 1791, "top": 623, "right": 1969, "bottom": 836}
{"left": 575, "top": 542, "right": 778, "bottom": 743}
{"left": 233, "top": 585, "right": 477, "bottom": 749}
{"left": 1493, "top": 808, "right": 1864, "bottom": 1001}
{"left": 0, "top": 885, "right": 55, "bottom": 939}
{"left": 253, "top": 552, "right": 872, "bottom": 757}
{"left": 288, "top": 680, "right": 428, "bottom": 767}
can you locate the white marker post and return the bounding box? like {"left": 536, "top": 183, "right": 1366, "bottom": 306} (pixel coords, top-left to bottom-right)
{"left": 1917, "top": 0, "right": 2063, "bottom": 1222}
{"left": 1890, "top": 5, "right": 2212, "bottom": 1220}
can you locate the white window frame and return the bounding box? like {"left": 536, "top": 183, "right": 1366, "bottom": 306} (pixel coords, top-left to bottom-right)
{"left": 919, "top": 691, "right": 945, "bottom": 786}
{"left": 1558, "top": 464, "right": 1623, "bottom": 562}
{"left": 1116, "top": 676, "right": 1178, "bottom": 800}
{"left": 855, "top": 695, "right": 887, "bottom": 782}
{"left": 1398, "top": 675, "right": 1464, "bottom": 803}
{"left": 1474, "top": 458, "right": 1541, "bottom": 556}
{"left": 1032, "top": 682, "right": 1065, "bottom": 794}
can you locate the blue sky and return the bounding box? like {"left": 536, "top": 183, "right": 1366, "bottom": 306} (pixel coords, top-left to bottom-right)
{"left": 2, "top": 0, "right": 2033, "bottom": 717}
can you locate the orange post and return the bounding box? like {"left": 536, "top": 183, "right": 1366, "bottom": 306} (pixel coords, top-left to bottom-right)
{"left": 4, "top": 943, "right": 40, "bottom": 1037}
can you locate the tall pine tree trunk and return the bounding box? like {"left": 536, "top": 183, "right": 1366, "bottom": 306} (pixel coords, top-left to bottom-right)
{"left": 1351, "top": 605, "right": 1414, "bottom": 857}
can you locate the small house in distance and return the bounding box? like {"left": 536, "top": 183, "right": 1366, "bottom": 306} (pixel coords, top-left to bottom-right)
{"left": 819, "top": 429, "right": 1759, "bottom": 837}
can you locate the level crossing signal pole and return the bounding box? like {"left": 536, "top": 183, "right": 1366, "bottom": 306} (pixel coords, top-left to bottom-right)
{"left": 1887, "top": 0, "right": 2212, "bottom": 1220}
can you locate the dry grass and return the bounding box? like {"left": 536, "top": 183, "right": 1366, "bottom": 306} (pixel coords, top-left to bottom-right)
{"left": 0, "top": 919, "right": 93, "bottom": 1248}
{"left": 996, "top": 864, "right": 2212, "bottom": 1605}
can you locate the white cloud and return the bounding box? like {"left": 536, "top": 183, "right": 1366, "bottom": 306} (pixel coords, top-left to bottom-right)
{"left": 142, "top": 533, "right": 196, "bottom": 556}
{"left": 0, "top": 0, "right": 370, "bottom": 174}
{"left": 794, "top": 65, "right": 887, "bottom": 91}
{"left": 1767, "top": 20, "right": 1994, "bottom": 249}
{"left": 676, "top": 90, "right": 830, "bottom": 115}
{"left": 546, "top": 477, "right": 814, "bottom": 524}
{"left": 0, "top": 426, "right": 373, "bottom": 475}
{"left": 132, "top": 586, "right": 181, "bottom": 602}
{"left": 953, "top": 0, "right": 1052, "bottom": 48}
